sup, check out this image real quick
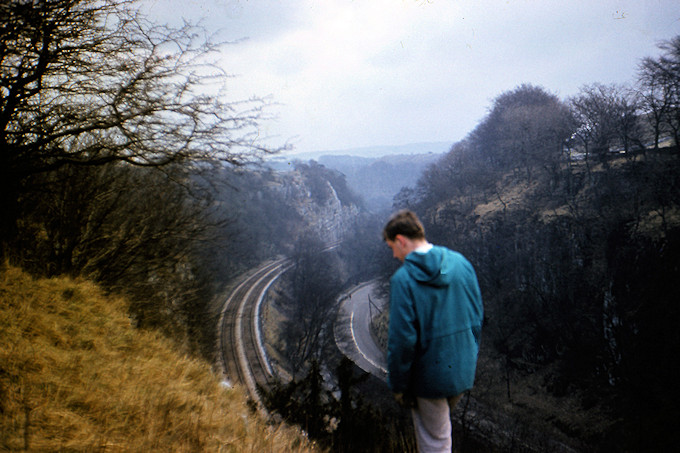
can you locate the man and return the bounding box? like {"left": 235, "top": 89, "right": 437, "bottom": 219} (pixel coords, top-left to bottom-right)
{"left": 383, "top": 210, "right": 483, "bottom": 452}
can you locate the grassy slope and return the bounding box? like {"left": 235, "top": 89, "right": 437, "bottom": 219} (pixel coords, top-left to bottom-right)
{"left": 0, "top": 267, "right": 317, "bottom": 452}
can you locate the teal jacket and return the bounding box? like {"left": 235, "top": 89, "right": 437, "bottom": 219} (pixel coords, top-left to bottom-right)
{"left": 387, "top": 245, "right": 483, "bottom": 398}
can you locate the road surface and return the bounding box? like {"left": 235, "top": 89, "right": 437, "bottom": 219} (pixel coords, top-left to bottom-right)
{"left": 334, "top": 281, "right": 388, "bottom": 380}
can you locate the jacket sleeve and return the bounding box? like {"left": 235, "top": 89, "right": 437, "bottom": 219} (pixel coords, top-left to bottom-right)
{"left": 387, "top": 274, "right": 418, "bottom": 394}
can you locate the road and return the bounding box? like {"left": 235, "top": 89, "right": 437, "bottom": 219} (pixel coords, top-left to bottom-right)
{"left": 333, "top": 282, "right": 580, "bottom": 453}
{"left": 334, "top": 281, "right": 388, "bottom": 380}
{"left": 217, "top": 262, "right": 580, "bottom": 453}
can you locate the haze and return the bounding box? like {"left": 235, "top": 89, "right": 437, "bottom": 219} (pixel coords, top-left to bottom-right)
{"left": 142, "top": 0, "right": 680, "bottom": 157}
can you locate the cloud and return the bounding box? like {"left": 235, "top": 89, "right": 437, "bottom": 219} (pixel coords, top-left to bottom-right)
{"left": 143, "top": 0, "right": 680, "bottom": 155}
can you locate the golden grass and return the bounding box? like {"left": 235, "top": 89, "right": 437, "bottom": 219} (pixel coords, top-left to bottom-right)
{"left": 0, "top": 267, "right": 319, "bottom": 452}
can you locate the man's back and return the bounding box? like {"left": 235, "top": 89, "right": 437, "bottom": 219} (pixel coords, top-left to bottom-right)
{"left": 387, "top": 245, "right": 483, "bottom": 398}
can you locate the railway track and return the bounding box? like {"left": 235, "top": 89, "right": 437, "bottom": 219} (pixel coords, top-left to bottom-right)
{"left": 217, "top": 258, "right": 290, "bottom": 406}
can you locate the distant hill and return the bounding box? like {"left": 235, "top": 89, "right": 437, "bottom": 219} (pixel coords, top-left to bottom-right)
{"left": 278, "top": 141, "right": 453, "bottom": 161}
{"left": 267, "top": 142, "right": 450, "bottom": 212}
{"left": 318, "top": 153, "right": 443, "bottom": 213}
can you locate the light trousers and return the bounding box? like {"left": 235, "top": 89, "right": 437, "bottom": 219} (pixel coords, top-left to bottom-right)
{"left": 411, "top": 394, "right": 462, "bottom": 453}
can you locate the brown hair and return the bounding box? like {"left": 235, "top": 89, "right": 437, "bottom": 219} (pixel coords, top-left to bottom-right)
{"left": 382, "top": 210, "right": 426, "bottom": 241}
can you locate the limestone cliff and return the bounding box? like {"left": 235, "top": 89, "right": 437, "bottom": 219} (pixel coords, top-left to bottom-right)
{"left": 273, "top": 162, "right": 362, "bottom": 243}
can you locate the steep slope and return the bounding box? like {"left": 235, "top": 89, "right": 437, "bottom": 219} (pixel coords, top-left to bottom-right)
{"left": 267, "top": 151, "right": 444, "bottom": 213}
{"left": 272, "top": 162, "right": 362, "bottom": 243}
{"left": 319, "top": 153, "right": 442, "bottom": 213}
{"left": 0, "top": 267, "right": 317, "bottom": 452}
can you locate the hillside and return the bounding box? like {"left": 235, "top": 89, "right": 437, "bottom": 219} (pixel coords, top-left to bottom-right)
{"left": 265, "top": 142, "right": 448, "bottom": 213}
{"left": 267, "top": 152, "right": 442, "bottom": 213}
{"left": 272, "top": 141, "right": 451, "bottom": 161}
{"left": 0, "top": 267, "right": 317, "bottom": 452}
{"left": 318, "top": 153, "right": 442, "bottom": 213}
{"left": 396, "top": 141, "right": 680, "bottom": 450}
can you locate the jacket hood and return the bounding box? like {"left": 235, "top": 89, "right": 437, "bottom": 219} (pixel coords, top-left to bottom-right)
{"left": 403, "top": 245, "right": 454, "bottom": 287}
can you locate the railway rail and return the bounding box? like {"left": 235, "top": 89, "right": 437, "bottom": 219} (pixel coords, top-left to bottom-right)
{"left": 217, "top": 258, "right": 290, "bottom": 407}
{"left": 216, "top": 251, "right": 579, "bottom": 452}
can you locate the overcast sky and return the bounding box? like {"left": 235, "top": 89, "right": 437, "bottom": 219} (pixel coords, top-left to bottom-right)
{"left": 143, "top": 0, "right": 680, "bottom": 157}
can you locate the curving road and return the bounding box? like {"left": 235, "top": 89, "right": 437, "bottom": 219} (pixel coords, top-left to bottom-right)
{"left": 219, "top": 263, "right": 579, "bottom": 453}
{"left": 334, "top": 281, "right": 388, "bottom": 380}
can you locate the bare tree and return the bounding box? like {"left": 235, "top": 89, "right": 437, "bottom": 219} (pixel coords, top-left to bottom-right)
{"left": 0, "top": 0, "right": 280, "bottom": 256}
{"left": 282, "top": 233, "right": 344, "bottom": 374}
{"left": 638, "top": 35, "right": 680, "bottom": 152}
{"left": 569, "top": 83, "right": 642, "bottom": 166}
{"left": 13, "top": 161, "right": 220, "bottom": 351}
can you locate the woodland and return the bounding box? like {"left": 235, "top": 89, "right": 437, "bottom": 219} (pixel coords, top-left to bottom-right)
{"left": 257, "top": 37, "right": 680, "bottom": 452}
{"left": 380, "top": 41, "right": 680, "bottom": 451}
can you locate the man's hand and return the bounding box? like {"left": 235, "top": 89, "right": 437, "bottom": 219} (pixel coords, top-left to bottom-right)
{"left": 394, "top": 392, "right": 416, "bottom": 408}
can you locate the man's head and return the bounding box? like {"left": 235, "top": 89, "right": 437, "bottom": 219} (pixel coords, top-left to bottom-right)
{"left": 382, "top": 210, "right": 426, "bottom": 242}
{"left": 383, "top": 210, "right": 426, "bottom": 262}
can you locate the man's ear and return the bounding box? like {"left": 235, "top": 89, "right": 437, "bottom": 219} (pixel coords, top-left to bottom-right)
{"left": 395, "top": 234, "right": 408, "bottom": 247}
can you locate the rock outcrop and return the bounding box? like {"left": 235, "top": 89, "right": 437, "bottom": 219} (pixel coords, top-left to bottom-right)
{"left": 274, "top": 163, "right": 361, "bottom": 243}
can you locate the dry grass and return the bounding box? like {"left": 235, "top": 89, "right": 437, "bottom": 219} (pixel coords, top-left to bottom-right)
{"left": 0, "top": 266, "right": 319, "bottom": 452}
{"left": 474, "top": 179, "right": 538, "bottom": 217}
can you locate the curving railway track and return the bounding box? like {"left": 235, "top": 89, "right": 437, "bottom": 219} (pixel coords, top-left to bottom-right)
{"left": 217, "top": 258, "right": 290, "bottom": 407}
